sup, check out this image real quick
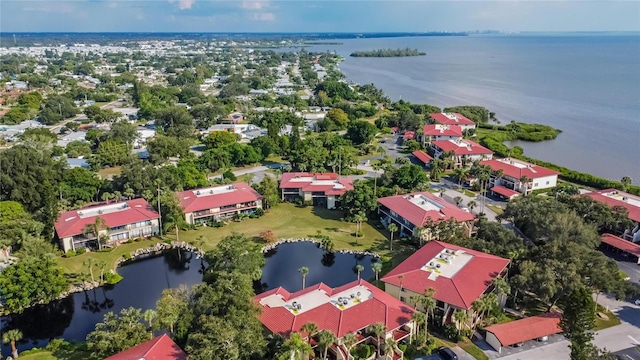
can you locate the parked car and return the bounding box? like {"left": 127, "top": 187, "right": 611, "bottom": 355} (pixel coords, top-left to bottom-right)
{"left": 437, "top": 347, "right": 458, "bottom": 360}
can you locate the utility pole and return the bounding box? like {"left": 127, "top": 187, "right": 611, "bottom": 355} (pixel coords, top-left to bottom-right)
{"left": 157, "top": 183, "right": 163, "bottom": 237}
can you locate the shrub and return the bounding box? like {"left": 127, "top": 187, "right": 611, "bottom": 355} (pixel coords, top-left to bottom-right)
{"left": 254, "top": 208, "right": 265, "bottom": 217}
{"left": 104, "top": 272, "right": 123, "bottom": 284}
{"left": 46, "top": 338, "right": 69, "bottom": 353}
{"left": 76, "top": 248, "right": 86, "bottom": 255}
{"left": 260, "top": 230, "right": 278, "bottom": 243}
{"left": 443, "top": 323, "right": 462, "bottom": 342}
{"left": 222, "top": 169, "right": 237, "bottom": 181}
{"left": 123, "top": 253, "right": 132, "bottom": 260}
{"left": 65, "top": 250, "right": 77, "bottom": 257}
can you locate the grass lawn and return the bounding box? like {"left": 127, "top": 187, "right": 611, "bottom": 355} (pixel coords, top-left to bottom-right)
{"left": 20, "top": 345, "right": 97, "bottom": 360}
{"left": 486, "top": 205, "right": 504, "bottom": 215}
{"left": 458, "top": 340, "right": 489, "bottom": 360}
{"left": 455, "top": 188, "right": 477, "bottom": 198}
{"left": 594, "top": 304, "right": 621, "bottom": 330}
{"left": 97, "top": 166, "right": 122, "bottom": 179}
{"left": 57, "top": 204, "right": 407, "bottom": 278}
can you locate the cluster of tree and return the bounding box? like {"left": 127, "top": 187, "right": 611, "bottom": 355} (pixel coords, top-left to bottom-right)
{"left": 0, "top": 92, "right": 43, "bottom": 125}
{"left": 83, "top": 105, "right": 121, "bottom": 123}
{"left": 38, "top": 95, "right": 78, "bottom": 125}
{"left": 479, "top": 121, "right": 561, "bottom": 142}
{"left": 350, "top": 48, "right": 426, "bottom": 57}
{"left": 441, "top": 106, "right": 490, "bottom": 124}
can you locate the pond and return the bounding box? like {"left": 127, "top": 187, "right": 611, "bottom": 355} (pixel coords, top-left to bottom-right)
{"left": 0, "top": 241, "right": 380, "bottom": 355}
{"left": 0, "top": 249, "right": 203, "bottom": 355}
{"left": 257, "top": 241, "right": 380, "bottom": 293}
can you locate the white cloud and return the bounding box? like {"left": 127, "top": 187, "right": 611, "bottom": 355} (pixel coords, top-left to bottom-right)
{"left": 107, "top": 2, "right": 118, "bottom": 9}
{"left": 168, "top": 0, "right": 195, "bottom": 10}
{"left": 252, "top": 12, "right": 275, "bottom": 21}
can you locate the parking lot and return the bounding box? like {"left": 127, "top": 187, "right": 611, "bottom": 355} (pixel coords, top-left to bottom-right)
{"left": 474, "top": 333, "right": 566, "bottom": 359}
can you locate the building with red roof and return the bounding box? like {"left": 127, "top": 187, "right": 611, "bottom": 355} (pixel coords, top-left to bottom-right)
{"left": 280, "top": 172, "right": 354, "bottom": 209}
{"left": 176, "top": 182, "right": 262, "bottom": 225}
{"left": 381, "top": 241, "right": 509, "bottom": 321}
{"left": 105, "top": 333, "right": 188, "bottom": 360}
{"left": 402, "top": 130, "right": 415, "bottom": 141}
{"left": 430, "top": 139, "right": 493, "bottom": 168}
{"left": 583, "top": 189, "right": 640, "bottom": 242}
{"left": 600, "top": 233, "right": 640, "bottom": 264}
{"left": 429, "top": 113, "right": 476, "bottom": 131}
{"left": 484, "top": 313, "right": 562, "bottom": 353}
{"left": 378, "top": 192, "right": 476, "bottom": 238}
{"left": 55, "top": 198, "right": 160, "bottom": 252}
{"left": 255, "top": 279, "right": 415, "bottom": 358}
{"left": 481, "top": 158, "right": 559, "bottom": 195}
{"left": 412, "top": 150, "right": 433, "bottom": 166}
{"left": 420, "top": 124, "right": 463, "bottom": 145}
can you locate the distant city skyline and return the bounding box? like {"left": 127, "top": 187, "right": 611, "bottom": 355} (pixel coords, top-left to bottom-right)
{"left": 1, "top": 1, "right": 639, "bottom": 33}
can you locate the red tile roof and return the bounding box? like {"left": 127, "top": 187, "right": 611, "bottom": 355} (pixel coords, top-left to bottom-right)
{"left": 412, "top": 150, "right": 433, "bottom": 164}
{"left": 280, "top": 172, "right": 354, "bottom": 196}
{"left": 381, "top": 241, "right": 509, "bottom": 309}
{"left": 254, "top": 279, "right": 415, "bottom": 338}
{"left": 601, "top": 233, "right": 640, "bottom": 257}
{"left": 422, "top": 124, "right": 463, "bottom": 137}
{"left": 491, "top": 186, "right": 521, "bottom": 198}
{"left": 431, "top": 139, "right": 493, "bottom": 156}
{"left": 104, "top": 334, "right": 188, "bottom": 360}
{"left": 177, "top": 182, "right": 262, "bottom": 213}
{"left": 480, "top": 159, "right": 559, "bottom": 180}
{"left": 378, "top": 192, "right": 475, "bottom": 228}
{"left": 430, "top": 113, "right": 475, "bottom": 126}
{"left": 484, "top": 313, "right": 562, "bottom": 347}
{"left": 583, "top": 189, "right": 640, "bottom": 223}
{"left": 403, "top": 131, "right": 415, "bottom": 140}
{"left": 54, "top": 198, "right": 160, "bottom": 238}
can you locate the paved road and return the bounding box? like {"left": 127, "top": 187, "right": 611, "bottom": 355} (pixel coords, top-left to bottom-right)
{"left": 615, "top": 347, "right": 640, "bottom": 360}
{"left": 47, "top": 99, "right": 123, "bottom": 134}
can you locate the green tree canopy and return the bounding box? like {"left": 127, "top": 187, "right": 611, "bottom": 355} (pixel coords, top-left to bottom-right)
{"left": 86, "top": 307, "right": 153, "bottom": 358}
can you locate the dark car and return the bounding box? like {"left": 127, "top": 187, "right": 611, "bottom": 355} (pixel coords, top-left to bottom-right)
{"left": 437, "top": 347, "right": 458, "bottom": 360}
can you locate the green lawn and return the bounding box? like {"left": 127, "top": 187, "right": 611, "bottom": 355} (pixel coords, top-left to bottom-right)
{"left": 458, "top": 341, "right": 489, "bottom": 360}
{"left": 455, "top": 189, "right": 477, "bottom": 198}
{"left": 595, "top": 305, "right": 622, "bottom": 330}
{"left": 96, "top": 166, "right": 122, "bottom": 179}
{"left": 486, "top": 205, "right": 504, "bottom": 215}
{"left": 58, "top": 204, "right": 403, "bottom": 278}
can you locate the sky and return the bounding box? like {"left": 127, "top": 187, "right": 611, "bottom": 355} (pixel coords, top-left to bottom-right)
{"left": 1, "top": 1, "right": 639, "bottom": 33}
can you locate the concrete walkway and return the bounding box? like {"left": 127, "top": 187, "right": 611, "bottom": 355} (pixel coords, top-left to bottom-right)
{"left": 451, "top": 346, "right": 477, "bottom": 360}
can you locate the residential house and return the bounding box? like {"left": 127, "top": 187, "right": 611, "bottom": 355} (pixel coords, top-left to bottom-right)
{"left": 377, "top": 192, "right": 476, "bottom": 238}
{"left": 55, "top": 199, "right": 160, "bottom": 252}
{"left": 280, "top": 172, "right": 354, "bottom": 209}
{"left": 105, "top": 334, "right": 187, "bottom": 360}
{"left": 429, "top": 113, "right": 476, "bottom": 131}
{"left": 255, "top": 279, "right": 415, "bottom": 360}
{"left": 431, "top": 139, "right": 493, "bottom": 168}
{"left": 112, "top": 107, "right": 140, "bottom": 122}
{"left": 177, "top": 183, "right": 263, "bottom": 225}
{"left": 583, "top": 189, "right": 640, "bottom": 242}
{"left": 480, "top": 158, "right": 559, "bottom": 196}
{"left": 419, "top": 124, "right": 463, "bottom": 146}
{"left": 218, "top": 112, "right": 244, "bottom": 124}
{"left": 381, "top": 241, "right": 510, "bottom": 323}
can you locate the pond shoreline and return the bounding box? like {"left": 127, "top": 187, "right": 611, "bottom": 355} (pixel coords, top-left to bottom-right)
{"left": 261, "top": 238, "right": 381, "bottom": 258}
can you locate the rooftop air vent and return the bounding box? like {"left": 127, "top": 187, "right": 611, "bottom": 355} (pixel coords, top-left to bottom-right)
{"left": 196, "top": 191, "right": 201, "bottom": 195}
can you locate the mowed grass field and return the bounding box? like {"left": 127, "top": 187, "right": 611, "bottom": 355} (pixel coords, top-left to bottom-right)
{"left": 58, "top": 203, "right": 408, "bottom": 278}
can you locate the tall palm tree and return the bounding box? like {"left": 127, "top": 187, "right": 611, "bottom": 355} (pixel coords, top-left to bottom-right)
{"left": 372, "top": 262, "right": 382, "bottom": 286}
{"left": 282, "top": 333, "right": 312, "bottom": 360}
{"left": 123, "top": 186, "right": 135, "bottom": 200}
{"left": 298, "top": 267, "right": 309, "bottom": 289}
{"left": 101, "top": 192, "right": 112, "bottom": 204}
{"left": 97, "top": 260, "right": 107, "bottom": 284}
{"left": 317, "top": 330, "right": 337, "bottom": 360}
{"left": 300, "top": 322, "right": 319, "bottom": 345}
{"left": 83, "top": 258, "right": 96, "bottom": 283}
{"left": 387, "top": 222, "right": 398, "bottom": 251}
{"left": 421, "top": 288, "right": 437, "bottom": 342}
{"left": 113, "top": 191, "right": 122, "bottom": 202}
{"left": 143, "top": 309, "right": 157, "bottom": 332}
{"left": 367, "top": 322, "right": 387, "bottom": 357}
{"left": 83, "top": 216, "right": 108, "bottom": 250}
{"left": 411, "top": 311, "right": 426, "bottom": 340}
{"left": 3, "top": 329, "right": 23, "bottom": 359}
{"left": 383, "top": 338, "right": 397, "bottom": 357}
{"left": 453, "top": 309, "right": 469, "bottom": 336}
{"left": 163, "top": 213, "right": 185, "bottom": 243}
{"left": 355, "top": 264, "right": 364, "bottom": 280}
{"left": 472, "top": 293, "right": 497, "bottom": 329}
{"left": 519, "top": 175, "right": 531, "bottom": 194}
{"left": 453, "top": 196, "right": 463, "bottom": 206}
{"left": 467, "top": 200, "right": 477, "bottom": 213}
{"left": 341, "top": 333, "right": 358, "bottom": 355}
{"left": 453, "top": 167, "right": 469, "bottom": 189}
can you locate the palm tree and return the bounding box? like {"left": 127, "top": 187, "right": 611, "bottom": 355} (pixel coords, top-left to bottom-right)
{"left": 298, "top": 267, "right": 309, "bottom": 289}
{"left": 519, "top": 175, "right": 531, "bottom": 194}
{"left": 429, "top": 158, "right": 444, "bottom": 182}
{"left": 163, "top": 213, "right": 185, "bottom": 243}
{"left": 367, "top": 322, "right": 387, "bottom": 357}
{"left": 621, "top": 176, "right": 632, "bottom": 191}
{"left": 411, "top": 311, "right": 426, "bottom": 340}
{"left": 388, "top": 223, "right": 398, "bottom": 251}
{"left": 83, "top": 216, "right": 108, "bottom": 250}
{"left": 467, "top": 200, "right": 477, "bottom": 213}
{"left": 83, "top": 258, "right": 96, "bottom": 283}
{"left": 341, "top": 333, "right": 358, "bottom": 355}
{"left": 113, "top": 191, "right": 122, "bottom": 202}
{"left": 439, "top": 187, "right": 446, "bottom": 198}
{"left": 300, "top": 322, "right": 319, "bottom": 345}
{"left": 320, "top": 236, "right": 335, "bottom": 252}
{"left": 282, "top": 333, "right": 312, "bottom": 360}
{"left": 143, "top": 309, "right": 157, "bottom": 331}
{"left": 353, "top": 211, "right": 367, "bottom": 238}
{"left": 317, "top": 330, "right": 337, "bottom": 360}
{"left": 355, "top": 264, "right": 364, "bottom": 280}
{"left": 453, "top": 309, "right": 469, "bottom": 336}
{"left": 123, "top": 186, "right": 135, "bottom": 200}
{"left": 472, "top": 293, "right": 497, "bottom": 329}
{"left": 421, "top": 287, "right": 437, "bottom": 342}
{"left": 101, "top": 191, "right": 112, "bottom": 204}
{"left": 97, "top": 260, "right": 107, "bottom": 284}
{"left": 453, "top": 196, "right": 463, "bottom": 206}
{"left": 383, "top": 338, "right": 397, "bottom": 357}
{"left": 453, "top": 167, "right": 469, "bottom": 189}
{"left": 3, "top": 329, "right": 23, "bottom": 359}
{"left": 372, "top": 262, "right": 382, "bottom": 286}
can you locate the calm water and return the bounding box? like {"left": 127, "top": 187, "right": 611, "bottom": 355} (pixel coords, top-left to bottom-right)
{"left": 0, "top": 249, "right": 203, "bottom": 355}
{"left": 308, "top": 34, "right": 640, "bottom": 183}
{"left": 0, "top": 242, "right": 379, "bottom": 354}
{"left": 258, "top": 241, "right": 380, "bottom": 293}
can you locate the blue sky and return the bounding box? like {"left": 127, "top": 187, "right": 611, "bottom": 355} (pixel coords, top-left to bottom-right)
{"left": 1, "top": 1, "right": 639, "bottom": 33}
